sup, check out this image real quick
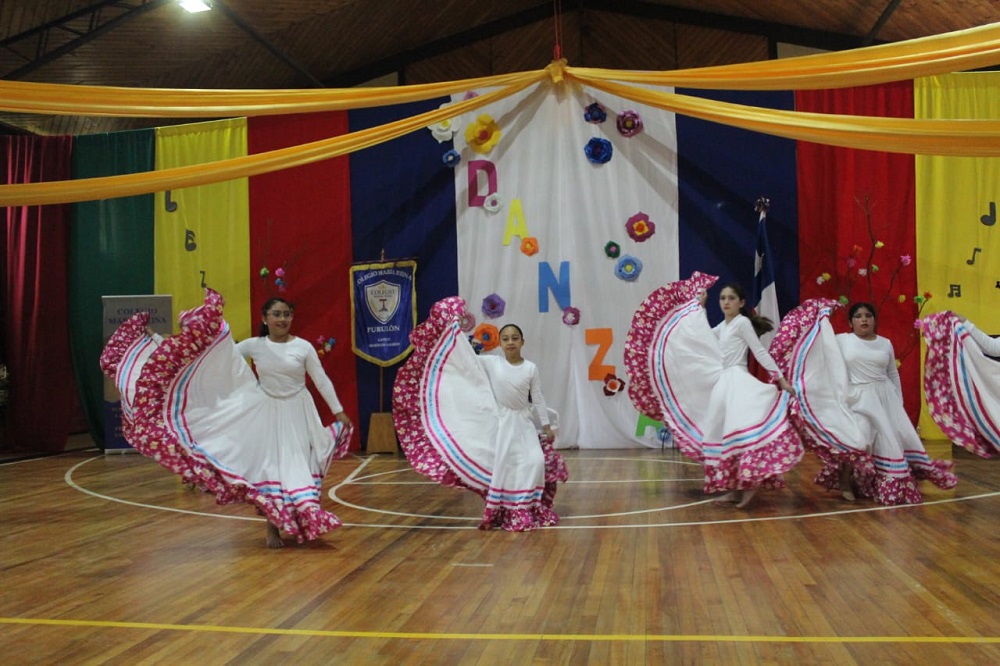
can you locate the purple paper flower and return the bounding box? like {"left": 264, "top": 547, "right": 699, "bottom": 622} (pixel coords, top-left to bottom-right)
{"left": 616, "top": 110, "right": 643, "bottom": 138}
{"left": 584, "top": 102, "right": 607, "bottom": 124}
{"left": 584, "top": 137, "right": 613, "bottom": 164}
{"left": 481, "top": 293, "right": 506, "bottom": 319}
{"left": 562, "top": 306, "right": 581, "bottom": 326}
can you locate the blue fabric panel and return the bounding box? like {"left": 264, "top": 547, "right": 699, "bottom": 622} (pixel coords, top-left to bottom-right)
{"left": 676, "top": 89, "right": 799, "bottom": 326}
{"left": 348, "top": 99, "right": 459, "bottom": 442}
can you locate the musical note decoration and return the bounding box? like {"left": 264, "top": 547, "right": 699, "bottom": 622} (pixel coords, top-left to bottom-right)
{"left": 165, "top": 190, "right": 178, "bottom": 213}
{"left": 200, "top": 270, "right": 207, "bottom": 288}
{"left": 967, "top": 247, "right": 982, "bottom": 265}
{"left": 948, "top": 283, "right": 962, "bottom": 298}
{"left": 185, "top": 229, "right": 196, "bottom": 251}
{"left": 981, "top": 201, "right": 996, "bottom": 227}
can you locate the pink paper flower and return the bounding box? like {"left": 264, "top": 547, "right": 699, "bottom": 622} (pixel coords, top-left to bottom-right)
{"left": 616, "top": 110, "right": 643, "bottom": 138}
{"left": 625, "top": 212, "right": 655, "bottom": 242}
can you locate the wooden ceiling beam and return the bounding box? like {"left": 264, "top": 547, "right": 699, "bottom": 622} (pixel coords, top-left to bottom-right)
{"left": 1, "top": 0, "right": 173, "bottom": 80}
{"left": 323, "top": 0, "right": 881, "bottom": 87}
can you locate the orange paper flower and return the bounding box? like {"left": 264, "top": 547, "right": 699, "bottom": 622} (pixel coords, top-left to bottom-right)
{"left": 473, "top": 323, "right": 500, "bottom": 352}
{"left": 521, "top": 237, "right": 539, "bottom": 256}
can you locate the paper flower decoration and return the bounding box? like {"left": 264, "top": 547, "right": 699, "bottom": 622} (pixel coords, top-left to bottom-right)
{"left": 481, "top": 293, "right": 506, "bottom": 319}
{"left": 898, "top": 294, "right": 907, "bottom": 303}
{"left": 463, "top": 91, "right": 479, "bottom": 100}
{"left": 259, "top": 267, "right": 269, "bottom": 278}
{"left": 458, "top": 310, "right": 477, "bottom": 333}
{"left": 562, "top": 306, "right": 581, "bottom": 326}
{"left": 483, "top": 193, "right": 502, "bottom": 213}
{"left": 657, "top": 426, "right": 672, "bottom": 444}
{"left": 473, "top": 323, "right": 500, "bottom": 352}
{"left": 274, "top": 267, "right": 285, "bottom": 278}
{"left": 521, "top": 237, "right": 539, "bottom": 256}
{"left": 604, "top": 241, "right": 621, "bottom": 258}
{"left": 468, "top": 334, "right": 484, "bottom": 355}
{"left": 465, "top": 114, "right": 501, "bottom": 154}
{"left": 428, "top": 103, "right": 462, "bottom": 143}
{"left": 603, "top": 373, "right": 626, "bottom": 396}
{"left": 625, "top": 212, "right": 655, "bottom": 242}
{"left": 615, "top": 255, "right": 643, "bottom": 282}
{"left": 875, "top": 240, "right": 885, "bottom": 249}
{"left": 900, "top": 255, "right": 912, "bottom": 266}
{"left": 616, "top": 110, "right": 643, "bottom": 137}
{"left": 313, "top": 336, "right": 336, "bottom": 357}
{"left": 584, "top": 102, "right": 607, "bottom": 124}
{"left": 442, "top": 149, "right": 461, "bottom": 168}
{"left": 584, "top": 137, "right": 613, "bottom": 164}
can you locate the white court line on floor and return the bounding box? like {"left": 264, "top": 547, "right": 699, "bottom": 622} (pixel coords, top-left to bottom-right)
{"left": 59, "top": 454, "right": 1000, "bottom": 531}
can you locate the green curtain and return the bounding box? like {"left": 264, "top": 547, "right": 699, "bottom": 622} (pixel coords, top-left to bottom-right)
{"left": 69, "top": 130, "right": 155, "bottom": 444}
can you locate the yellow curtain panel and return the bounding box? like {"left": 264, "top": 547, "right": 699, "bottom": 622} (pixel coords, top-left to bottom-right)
{"left": 154, "top": 118, "right": 251, "bottom": 338}
{"left": 915, "top": 73, "right": 1000, "bottom": 437}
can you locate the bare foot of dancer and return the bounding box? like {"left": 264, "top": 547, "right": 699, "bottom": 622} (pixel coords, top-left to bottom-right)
{"left": 714, "top": 492, "right": 739, "bottom": 503}
{"left": 839, "top": 463, "right": 855, "bottom": 502}
{"left": 736, "top": 488, "right": 757, "bottom": 509}
{"left": 266, "top": 523, "right": 285, "bottom": 549}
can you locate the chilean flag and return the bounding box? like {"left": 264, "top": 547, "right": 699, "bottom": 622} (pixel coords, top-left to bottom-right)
{"left": 752, "top": 197, "right": 780, "bottom": 348}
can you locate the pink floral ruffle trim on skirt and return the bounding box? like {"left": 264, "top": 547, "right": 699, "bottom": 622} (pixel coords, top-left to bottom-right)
{"left": 624, "top": 271, "right": 718, "bottom": 461}
{"left": 920, "top": 311, "right": 1000, "bottom": 458}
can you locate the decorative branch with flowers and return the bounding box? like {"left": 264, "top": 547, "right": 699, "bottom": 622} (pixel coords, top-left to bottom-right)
{"left": 811, "top": 193, "right": 931, "bottom": 363}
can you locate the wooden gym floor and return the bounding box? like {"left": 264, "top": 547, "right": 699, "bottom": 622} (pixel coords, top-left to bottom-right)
{"left": 2, "top": 444, "right": 999, "bottom": 665}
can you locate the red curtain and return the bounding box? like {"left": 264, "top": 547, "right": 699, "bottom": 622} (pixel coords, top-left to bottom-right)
{"left": 796, "top": 82, "right": 920, "bottom": 421}
{"left": 1, "top": 136, "right": 85, "bottom": 451}
{"left": 247, "top": 112, "right": 358, "bottom": 448}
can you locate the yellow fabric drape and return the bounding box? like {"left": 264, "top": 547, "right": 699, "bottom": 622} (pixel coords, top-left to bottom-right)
{"left": 0, "top": 70, "right": 538, "bottom": 117}
{"left": 566, "top": 22, "right": 1000, "bottom": 90}
{"left": 7, "top": 24, "right": 1000, "bottom": 206}
{"left": 0, "top": 72, "right": 545, "bottom": 207}
{"left": 154, "top": 119, "right": 252, "bottom": 337}
{"left": 565, "top": 73, "right": 1000, "bottom": 157}
{"left": 914, "top": 73, "right": 1000, "bottom": 438}
{"left": 4, "top": 22, "right": 1000, "bottom": 117}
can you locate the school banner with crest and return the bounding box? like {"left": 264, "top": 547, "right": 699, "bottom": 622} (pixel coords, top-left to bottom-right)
{"left": 350, "top": 260, "right": 417, "bottom": 367}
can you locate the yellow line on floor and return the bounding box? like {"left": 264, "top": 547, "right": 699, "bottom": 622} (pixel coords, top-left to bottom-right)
{"left": 2, "top": 618, "right": 999, "bottom": 644}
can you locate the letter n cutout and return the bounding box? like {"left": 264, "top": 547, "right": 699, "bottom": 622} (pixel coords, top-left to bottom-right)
{"left": 538, "top": 261, "right": 570, "bottom": 312}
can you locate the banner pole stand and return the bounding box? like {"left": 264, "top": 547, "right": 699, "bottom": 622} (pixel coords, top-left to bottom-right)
{"left": 366, "top": 363, "right": 398, "bottom": 454}
{"left": 354, "top": 250, "right": 409, "bottom": 455}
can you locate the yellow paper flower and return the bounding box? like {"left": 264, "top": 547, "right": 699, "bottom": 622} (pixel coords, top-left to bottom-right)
{"left": 875, "top": 240, "right": 885, "bottom": 248}
{"left": 898, "top": 294, "right": 906, "bottom": 303}
{"left": 465, "top": 114, "right": 501, "bottom": 154}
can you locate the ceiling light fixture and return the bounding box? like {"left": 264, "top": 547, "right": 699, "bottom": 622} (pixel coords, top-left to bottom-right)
{"left": 179, "top": 0, "right": 212, "bottom": 12}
